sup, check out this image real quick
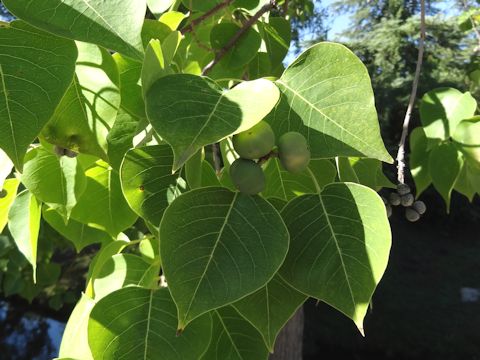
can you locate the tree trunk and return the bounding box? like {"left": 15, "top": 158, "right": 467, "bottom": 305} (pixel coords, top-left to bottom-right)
{"left": 269, "top": 307, "right": 304, "bottom": 360}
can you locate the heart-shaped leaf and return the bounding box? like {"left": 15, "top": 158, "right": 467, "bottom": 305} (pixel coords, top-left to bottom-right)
{"left": 22, "top": 147, "right": 86, "bottom": 222}
{"left": 59, "top": 294, "right": 95, "bottom": 360}
{"left": 94, "top": 254, "right": 159, "bottom": 300}
{"left": 420, "top": 88, "right": 477, "bottom": 144}
{"left": 160, "top": 187, "right": 289, "bottom": 330}
{"left": 452, "top": 116, "right": 480, "bottom": 166}
{"left": 409, "top": 127, "right": 432, "bottom": 197}
{"left": 201, "top": 306, "right": 269, "bottom": 360}
{"left": 3, "top": 0, "right": 146, "bottom": 60}
{"left": 146, "top": 75, "right": 280, "bottom": 170}
{"left": 279, "top": 183, "right": 391, "bottom": 333}
{"left": 113, "top": 54, "right": 145, "bottom": 119}
{"left": 88, "top": 287, "right": 212, "bottom": 360}
{"left": 42, "top": 42, "right": 121, "bottom": 160}
{"left": 266, "top": 43, "right": 392, "bottom": 163}
{"left": 0, "top": 21, "right": 77, "bottom": 170}
{"left": 147, "top": 0, "right": 175, "bottom": 18}
{"left": 42, "top": 206, "right": 113, "bottom": 252}
{"left": 121, "top": 145, "right": 187, "bottom": 226}
{"left": 429, "top": 142, "right": 463, "bottom": 212}
{"left": 8, "top": 190, "right": 42, "bottom": 281}
{"left": 70, "top": 162, "right": 138, "bottom": 237}
{"left": 232, "top": 275, "right": 307, "bottom": 351}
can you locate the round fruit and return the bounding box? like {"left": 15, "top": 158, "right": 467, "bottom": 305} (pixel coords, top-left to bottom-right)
{"left": 412, "top": 200, "right": 426, "bottom": 215}
{"left": 230, "top": 158, "right": 265, "bottom": 195}
{"left": 397, "top": 183, "right": 411, "bottom": 196}
{"left": 405, "top": 208, "right": 420, "bottom": 222}
{"left": 401, "top": 193, "right": 414, "bottom": 207}
{"left": 278, "top": 132, "right": 311, "bottom": 173}
{"left": 389, "top": 192, "right": 401, "bottom": 206}
{"left": 232, "top": 121, "right": 275, "bottom": 160}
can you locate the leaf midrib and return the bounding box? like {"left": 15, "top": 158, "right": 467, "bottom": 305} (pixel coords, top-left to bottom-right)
{"left": 277, "top": 80, "right": 379, "bottom": 155}
{"left": 317, "top": 192, "right": 356, "bottom": 309}
{"left": 181, "top": 192, "right": 239, "bottom": 327}
{"left": 0, "top": 64, "right": 19, "bottom": 166}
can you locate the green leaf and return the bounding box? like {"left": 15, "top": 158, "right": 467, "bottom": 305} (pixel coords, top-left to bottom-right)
{"left": 8, "top": 190, "right": 42, "bottom": 281}
{"left": 43, "top": 206, "right": 113, "bottom": 252}
{"left": 452, "top": 116, "right": 480, "bottom": 167}
{"left": 201, "top": 306, "right": 269, "bottom": 360}
{"left": 3, "top": 0, "right": 146, "bottom": 60}
{"left": 147, "top": 0, "right": 175, "bottom": 17}
{"left": 248, "top": 53, "right": 272, "bottom": 79}
{"left": 146, "top": 75, "right": 280, "bottom": 170}
{"left": 259, "top": 18, "right": 291, "bottom": 67}
{"left": 182, "top": 0, "right": 222, "bottom": 11}
{"left": 0, "top": 178, "right": 20, "bottom": 233}
{"left": 336, "top": 157, "right": 359, "bottom": 183}
{"left": 22, "top": 147, "right": 86, "bottom": 222}
{"left": 59, "top": 293, "right": 95, "bottom": 360}
{"left": 71, "top": 162, "right": 138, "bottom": 237}
{"left": 88, "top": 287, "right": 212, "bottom": 360}
{"left": 349, "top": 158, "right": 395, "bottom": 191}
{"left": 0, "top": 21, "right": 77, "bottom": 170}
{"left": 139, "top": 236, "right": 160, "bottom": 263}
{"left": 279, "top": 183, "right": 391, "bottom": 333}
{"left": 420, "top": 88, "right": 477, "bottom": 144}
{"left": 409, "top": 127, "right": 432, "bottom": 197}
{"left": 454, "top": 162, "right": 476, "bottom": 202}
{"left": 201, "top": 161, "right": 222, "bottom": 187}
{"left": 429, "top": 142, "right": 463, "bottom": 212}
{"left": 0, "top": 149, "right": 13, "bottom": 190}
{"left": 160, "top": 187, "right": 289, "bottom": 330}
{"left": 42, "top": 42, "right": 121, "bottom": 160}
{"left": 141, "top": 39, "right": 174, "bottom": 96}
{"left": 85, "top": 240, "right": 130, "bottom": 298}
{"left": 107, "top": 109, "right": 142, "bottom": 171}
{"left": 121, "top": 145, "right": 186, "bottom": 226}
{"left": 308, "top": 159, "right": 338, "bottom": 189}
{"left": 266, "top": 43, "right": 392, "bottom": 163}
{"left": 232, "top": 275, "right": 307, "bottom": 351}
{"left": 262, "top": 158, "right": 317, "bottom": 201}
{"left": 113, "top": 54, "right": 145, "bottom": 119}
{"left": 210, "top": 23, "right": 262, "bottom": 68}
{"left": 186, "top": 149, "right": 204, "bottom": 189}
{"left": 94, "top": 254, "right": 159, "bottom": 300}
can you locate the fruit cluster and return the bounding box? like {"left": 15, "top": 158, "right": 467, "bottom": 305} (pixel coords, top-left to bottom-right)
{"left": 229, "top": 121, "right": 311, "bottom": 194}
{"left": 383, "top": 183, "right": 426, "bottom": 222}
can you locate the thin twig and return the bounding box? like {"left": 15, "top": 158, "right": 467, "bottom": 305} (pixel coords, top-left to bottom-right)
{"left": 462, "top": 0, "right": 480, "bottom": 49}
{"left": 396, "top": 0, "right": 425, "bottom": 184}
{"left": 181, "top": 0, "right": 235, "bottom": 34}
{"left": 202, "top": 0, "right": 277, "bottom": 75}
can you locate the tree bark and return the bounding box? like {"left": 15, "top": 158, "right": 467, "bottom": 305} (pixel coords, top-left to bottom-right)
{"left": 269, "top": 307, "right": 304, "bottom": 360}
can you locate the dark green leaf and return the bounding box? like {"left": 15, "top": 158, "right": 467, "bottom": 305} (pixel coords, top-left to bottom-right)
{"left": 0, "top": 21, "right": 77, "bottom": 170}
{"left": 160, "top": 187, "right": 289, "bottom": 330}
{"left": 88, "top": 287, "right": 212, "bottom": 360}
{"left": 279, "top": 183, "right": 391, "bottom": 333}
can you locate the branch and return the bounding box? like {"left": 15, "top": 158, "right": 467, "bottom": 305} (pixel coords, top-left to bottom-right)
{"left": 202, "top": 0, "right": 277, "bottom": 75}
{"left": 396, "top": 0, "right": 425, "bottom": 184}
{"left": 181, "top": 0, "right": 235, "bottom": 34}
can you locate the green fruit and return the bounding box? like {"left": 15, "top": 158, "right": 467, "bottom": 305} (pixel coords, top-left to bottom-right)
{"left": 405, "top": 208, "right": 420, "bottom": 222}
{"left": 278, "top": 132, "right": 311, "bottom": 173}
{"left": 232, "top": 121, "right": 275, "bottom": 160}
{"left": 230, "top": 158, "right": 265, "bottom": 195}
{"left": 389, "top": 192, "right": 401, "bottom": 206}
{"left": 401, "top": 193, "right": 414, "bottom": 207}
{"left": 413, "top": 201, "right": 426, "bottom": 215}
